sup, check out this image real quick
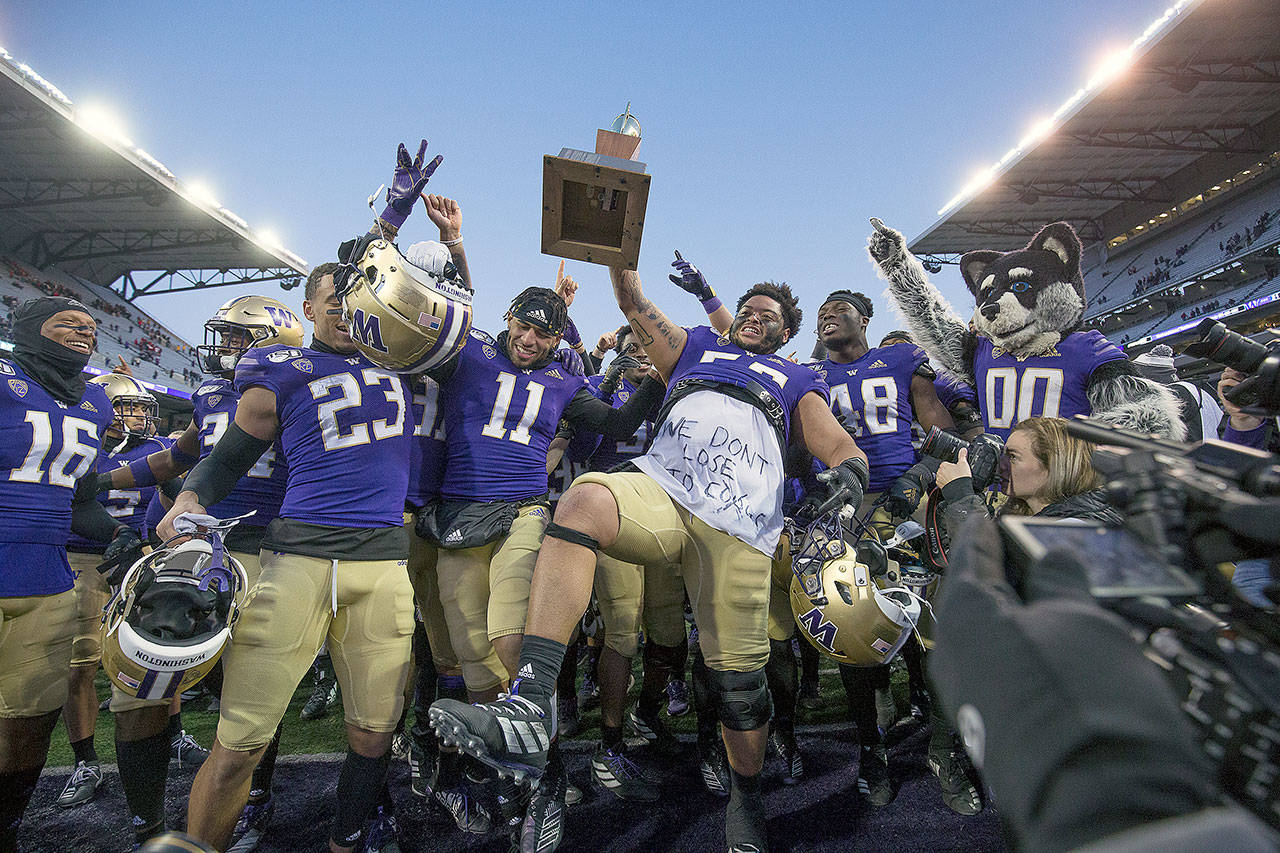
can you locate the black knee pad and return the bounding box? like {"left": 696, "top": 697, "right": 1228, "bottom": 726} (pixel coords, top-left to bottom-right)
{"left": 544, "top": 522, "right": 599, "bottom": 551}
{"left": 643, "top": 638, "right": 687, "bottom": 674}
{"left": 709, "top": 667, "right": 772, "bottom": 732}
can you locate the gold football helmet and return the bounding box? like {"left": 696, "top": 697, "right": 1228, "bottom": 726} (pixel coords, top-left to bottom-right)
{"left": 91, "top": 373, "right": 158, "bottom": 437}
{"left": 787, "top": 513, "right": 922, "bottom": 667}
{"left": 199, "top": 295, "right": 304, "bottom": 376}
{"left": 101, "top": 538, "right": 248, "bottom": 702}
{"left": 338, "top": 237, "right": 472, "bottom": 373}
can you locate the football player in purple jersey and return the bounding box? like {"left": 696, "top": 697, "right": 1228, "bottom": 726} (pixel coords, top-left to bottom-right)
{"left": 0, "top": 297, "right": 144, "bottom": 852}
{"left": 431, "top": 263, "right": 869, "bottom": 853}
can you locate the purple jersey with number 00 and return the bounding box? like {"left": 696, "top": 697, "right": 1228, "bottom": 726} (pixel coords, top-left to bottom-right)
{"left": 814, "top": 343, "right": 925, "bottom": 491}
{"left": 974, "top": 330, "right": 1127, "bottom": 440}
{"left": 192, "top": 376, "right": 289, "bottom": 525}
{"left": 67, "top": 434, "right": 173, "bottom": 553}
{"left": 235, "top": 344, "right": 411, "bottom": 527}
{"left": 438, "top": 331, "right": 587, "bottom": 502}
{"left": 0, "top": 358, "right": 113, "bottom": 595}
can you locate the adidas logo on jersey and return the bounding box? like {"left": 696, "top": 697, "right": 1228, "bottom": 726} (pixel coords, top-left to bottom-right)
{"left": 869, "top": 359, "right": 887, "bottom": 370}
{"left": 546, "top": 369, "right": 562, "bottom": 380}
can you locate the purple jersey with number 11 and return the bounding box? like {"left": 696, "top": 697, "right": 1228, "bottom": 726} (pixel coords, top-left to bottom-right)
{"left": 815, "top": 342, "right": 925, "bottom": 491}
{"left": 235, "top": 344, "right": 411, "bottom": 527}
{"left": 974, "top": 330, "right": 1126, "bottom": 441}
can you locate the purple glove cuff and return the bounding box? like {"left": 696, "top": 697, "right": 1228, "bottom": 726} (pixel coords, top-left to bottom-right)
{"left": 700, "top": 295, "right": 723, "bottom": 315}
{"left": 127, "top": 457, "right": 159, "bottom": 488}
{"left": 563, "top": 318, "right": 582, "bottom": 347}
{"left": 378, "top": 205, "right": 409, "bottom": 232}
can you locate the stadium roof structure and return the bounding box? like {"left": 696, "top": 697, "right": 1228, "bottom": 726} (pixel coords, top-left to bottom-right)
{"left": 0, "top": 48, "right": 308, "bottom": 301}
{"left": 910, "top": 0, "right": 1280, "bottom": 258}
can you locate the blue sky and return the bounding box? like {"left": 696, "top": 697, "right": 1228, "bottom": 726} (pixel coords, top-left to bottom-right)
{"left": 4, "top": 0, "right": 1176, "bottom": 354}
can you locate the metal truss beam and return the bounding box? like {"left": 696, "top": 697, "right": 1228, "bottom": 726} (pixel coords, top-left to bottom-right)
{"left": 1145, "top": 57, "right": 1280, "bottom": 87}
{"left": 1065, "top": 125, "right": 1264, "bottom": 156}
{"left": 116, "top": 267, "right": 302, "bottom": 301}
{"left": 959, "top": 218, "right": 1104, "bottom": 243}
{"left": 0, "top": 178, "right": 167, "bottom": 211}
{"left": 1006, "top": 177, "right": 1173, "bottom": 204}
{"left": 915, "top": 253, "right": 962, "bottom": 266}
{"left": 16, "top": 228, "right": 236, "bottom": 265}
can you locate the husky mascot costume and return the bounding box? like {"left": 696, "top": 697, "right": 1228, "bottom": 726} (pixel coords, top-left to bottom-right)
{"left": 865, "top": 218, "right": 1185, "bottom": 440}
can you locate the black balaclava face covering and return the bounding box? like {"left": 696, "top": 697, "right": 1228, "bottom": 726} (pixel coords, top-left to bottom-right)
{"left": 12, "top": 296, "right": 94, "bottom": 404}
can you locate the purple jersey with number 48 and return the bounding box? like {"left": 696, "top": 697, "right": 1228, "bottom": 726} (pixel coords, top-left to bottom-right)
{"left": 235, "top": 344, "right": 411, "bottom": 527}
{"left": 0, "top": 358, "right": 112, "bottom": 595}
{"left": 974, "top": 330, "right": 1127, "bottom": 440}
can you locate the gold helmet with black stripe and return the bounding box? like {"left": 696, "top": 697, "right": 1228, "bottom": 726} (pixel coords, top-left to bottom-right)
{"left": 91, "top": 373, "right": 158, "bottom": 437}
{"left": 199, "top": 295, "right": 304, "bottom": 377}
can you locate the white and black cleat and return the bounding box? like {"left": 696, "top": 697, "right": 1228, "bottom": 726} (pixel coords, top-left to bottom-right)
{"left": 428, "top": 694, "right": 552, "bottom": 786}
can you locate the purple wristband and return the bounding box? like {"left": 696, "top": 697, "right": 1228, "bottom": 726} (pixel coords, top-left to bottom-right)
{"left": 563, "top": 318, "right": 582, "bottom": 348}
{"left": 127, "top": 457, "right": 159, "bottom": 488}
{"left": 700, "top": 295, "right": 723, "bottom": 315}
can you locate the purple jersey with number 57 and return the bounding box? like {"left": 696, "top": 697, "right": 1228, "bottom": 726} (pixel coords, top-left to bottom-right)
{"left": 0, "top": 358, "right": 112, "bottom": 595}
{"left": 235, "top": 344, "right": 411, "bottom": 527}
{"left": 192, "top": 376, "right": 288, "bottom": 525}
{"left": 974, "top": 330, "right": 1127, "bottom": 440}
{"left": 439, "top": 331, "right": 587, "bottom": 502}
{"left": 814, "top": 343, "right": 925, "bottom": 491}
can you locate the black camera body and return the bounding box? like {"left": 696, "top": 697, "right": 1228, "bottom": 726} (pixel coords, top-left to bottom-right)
{"left": 921, "top": 426, "right": 1005, "bottom": 492}
{"left": 1186, "top": 318, "right": 1280, "bottom": 414}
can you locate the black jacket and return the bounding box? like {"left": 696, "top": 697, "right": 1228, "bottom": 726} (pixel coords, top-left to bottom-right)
{"left": 940, "top": 480, "right": 1120, "bottom": 540}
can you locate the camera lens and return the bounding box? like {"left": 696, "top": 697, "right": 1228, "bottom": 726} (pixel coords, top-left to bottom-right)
{"left": 1189, "top": 319, "right": 1269, "bottom": 373}
{"left": 922, "top": 426, "right": 968, "bottom": 463}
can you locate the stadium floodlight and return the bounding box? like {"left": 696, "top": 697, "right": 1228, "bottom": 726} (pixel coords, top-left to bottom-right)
{"left": 1018, "top": 117, "right": 1057, "bottom": 151}
{"left": 256, "top": 228, "right": 284, "bottom": 252}
{"left": 184, "top": 181, "right": 220, "bottom": 210}
{"left": 1087, "top": 48, "right": 1134, "bottom": 91}
{"left": 74, "top": 103, "right": 133, "bottom": 148}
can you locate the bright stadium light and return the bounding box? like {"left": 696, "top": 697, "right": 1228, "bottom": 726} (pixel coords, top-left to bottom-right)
{"left": 74, "top": 103, "right": 133, "bottom": 147}
{"left": 1087, "top": 47, "right": 1134, "bottom": 90}
{"left": 256, "top": 228, "right": 284, "bottom": 251}
{"left": 1018, "top": 116, "right": 1057, "bottom": 150}
{"left": 184, "top": 181, "right": 220, "bottom": 209}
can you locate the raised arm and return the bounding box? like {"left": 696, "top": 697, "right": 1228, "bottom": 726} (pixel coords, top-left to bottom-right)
{"left": 610, "top": 268, "right": 687, "bottom": 381}
{"left": 668, "top": 250, "right": 733, "bottom": 334}
{"left": 424, "top": 194, "right": 470, "bottom": 290}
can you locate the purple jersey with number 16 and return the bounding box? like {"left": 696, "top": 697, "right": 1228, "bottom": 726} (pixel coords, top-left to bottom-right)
{"left": 974, "top": 329, "right": 1127, "bottom": 440}
{"left": 0, "top": 358, "right": 113, "bottom": 596}
{"left": 192, "top": 376, "right": 289, "bottom": 525}
{"left": 814, "top": 342, "right": 925, "bottom": 491}
{"left": 438, "top": 330, "right": 587, "bottom": 502}
{"left": 235, "top": 344, "right": 411, "bottom": 527}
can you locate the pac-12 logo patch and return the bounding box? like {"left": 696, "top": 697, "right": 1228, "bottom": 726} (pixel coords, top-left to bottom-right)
{"left": 8, "top": 378, "right": 28, "bottom": 397}
{"left": 206, "top": 395, "right": 222, "bottom": 408}
{"left": 292, "top": 359, "right": 313, "bottom": 374}
{"left": 482, "top": 345, "right": 497, "bottom": 360}
{"left": 267, "top": 348, "right": 303, "bottom": 363}
{"left": 797, "top": 607, "right": 838, "bottom": 654}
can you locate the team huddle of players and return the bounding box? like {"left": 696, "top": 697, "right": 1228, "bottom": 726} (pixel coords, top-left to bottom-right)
{"left": 1, "top": 144, "right": 1129, "bottom": 853}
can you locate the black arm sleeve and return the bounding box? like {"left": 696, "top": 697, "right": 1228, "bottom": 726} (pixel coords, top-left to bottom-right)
{"left": 182, "top": 423, "right": 274, "bottom": 509}
{"left": 70, "top": 474, "right": 125, "bottom": 543}
{"left": 563, "top": 376, "right": 666, "bottom": 440}
{"left": 584, "top": 351, "right": 603, "bottom": 375}
{"left": 158, "top": 476, "right": 184, "bottom": 501}
{"left": 424, "top": 353, "right": 460, "bottom": 386}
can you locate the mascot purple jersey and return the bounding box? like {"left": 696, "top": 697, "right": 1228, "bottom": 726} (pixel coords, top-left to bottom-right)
{"left": 235, "top": 343, "right": 411, "bottom": 528}
{"left": 0, "top": 358, "right": 112, "bottom": 595}
{"left": 437, "top": 330, "right": 586, "bottom": 502}
{"left": 191, "top": 376, "right": 288, "bottom": 524}
{"left": 974, "top": 330, "right": 1126, "bottom": 440}
{"left": 814, "top": 342, "right": 925, "bottom": 491}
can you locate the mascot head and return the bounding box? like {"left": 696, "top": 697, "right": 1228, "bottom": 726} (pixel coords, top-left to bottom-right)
{"left": 960, "top": 222, "right": 1085, "bottom": 355}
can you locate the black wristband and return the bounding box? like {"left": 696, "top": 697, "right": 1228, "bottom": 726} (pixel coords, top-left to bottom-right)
{"left": 183, "top": 422, "right": 273, "bottom": 509}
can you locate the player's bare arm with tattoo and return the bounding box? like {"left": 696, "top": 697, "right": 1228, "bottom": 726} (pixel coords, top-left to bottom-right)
{"left": 609, "top": 268, "right": 688, "bottom": 381}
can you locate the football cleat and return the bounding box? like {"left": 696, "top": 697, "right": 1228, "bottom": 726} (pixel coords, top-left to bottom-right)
{"left": 665, "top": 679, "right": 690, "bottom": 717}
{"left": 407, "top": 737, "right": 436, "bottom": 798}
{"left": 627, "top": 709, "right": 681, "bottom": 757}
{"left": 227, "top": 797, "right": 274, "bottom": 853}
{"left": 591, "top": 744, "right": 659, "bottom": 803}
{"left": 170, "top": 730, "right": 209, "bottom": 769}
{"left": 428, "top": 694, "right": 553, "bottom": 785}
{"left": 360, "top": 805, "right": 401, "bottom": 853}
{"left": 698, "top": 743, "right": 731, "bottom": 797}
{"left": 724, "top": 787, "right": 769, "bottom": 853}
{"left": 556, "top": 694, "right": 580, "bottom": 740}
{"left": 798, "top": 678, "right": 822, "bottom": 712}
{"left": 857, "top": 746, "right": 895, "bottom": 807}
{"left": 56, "top": 760, "right": 102, "bottom": 808}
{"left": 928, "top": 748, "right": 984, "bottom": 816}
{"left": 434, "top": 784, "right": 492, "bottom": 835}
{"left": 391, "top": 731, "right": 410, "bottom": 761}
{"left": 300, "top": 680, "right": 338, "bottom": 721}
{"left": 769, "top": 732, "right": 804, "bottom": 785}
{"left": 522, "top": 778, "right": 566, "bottom": 853}
{"left": 576, "top": 672, "right": 599, "bottom": 712}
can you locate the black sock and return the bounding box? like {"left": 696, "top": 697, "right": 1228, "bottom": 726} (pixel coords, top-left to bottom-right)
{"left": 691, "top": 646, "right": 719, "bottom": 750}
{"left": 330, "top": 748, "right": 390, "bottom": 848}
{"left": 435, "top": 748, "right": 462, "bottom": 789}
{"left": 166, "top": 711, "right": 181, "bottom": 741}
{"left": 412, "top": 623, "right": 436, "bottom": 719}
{"left": 71, "top": 735, "right": 98, "bottom": 765}
{"left": 249, "top": 723, "right": 283, "bottom": 803}
{"left": 638, "top": 640, "right": 682, "bottom": 720}
{"left": 765, "top": 639, "right": 798, "bottom": 736}
{"left": 840, "top": 663, "right": 882, "bottom": 748}
{"left": 557, "top": 643, "right": 578, "bottom": 702}
{"left": 0, "top": 766, "right": 44, "bottom": 852}
{"left": 601, "top": 724, "right": 624, "bottom": 750}
{"left": 799, "top": 637, "right": 820, "bottom": 687}
{"left": 436, "top": 674, "right": 466, "bottom": 703}
{"left": 726, "top": 766, "right": 767, "bottom": 850}
{"left": 115, "top": 731, "right": 169, "bottom": 839}
{"left": 585, "top": 642, "right": 602, "bottom": 681}
{"left": 512, "top": 635, "right": 567, "bottom": 705}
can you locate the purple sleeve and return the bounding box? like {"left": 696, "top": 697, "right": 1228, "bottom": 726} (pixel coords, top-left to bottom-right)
{"left": 233, "top": 345, "right": 301, "bottom": 410}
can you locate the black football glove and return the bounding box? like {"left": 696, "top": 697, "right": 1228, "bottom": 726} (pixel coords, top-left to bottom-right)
{"left": 885, "top": 460, "right": 935, "bottom": 518}
{"left": 812, "top": 456, "right": 869, "bottom": 518}
{"left": 596, "top": 355, "right": 641, "bottom": 400}
{"left": 96, "top": 526, "right": 144, "bottom": 587}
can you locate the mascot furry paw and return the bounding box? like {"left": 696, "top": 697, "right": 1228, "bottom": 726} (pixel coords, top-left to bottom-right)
{"left": 866, "top": 218, "right": 1186, "bottom": 440}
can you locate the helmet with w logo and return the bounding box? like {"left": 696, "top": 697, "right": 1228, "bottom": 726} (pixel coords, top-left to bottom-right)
{"left": 199, "top": 295, "right": 304, "bottom": 376}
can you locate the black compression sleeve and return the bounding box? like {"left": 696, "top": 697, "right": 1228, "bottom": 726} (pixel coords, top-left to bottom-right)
{"left": 563, "top": 376, "right": 666, "bottom": 439}
{"left": 70, "top": 473, "right": 125, "bottom": 542}
{"left": 182, "top": 423, "right": 273, "bottom": 509}
{"left": 158, "top": 476, "right": 183, "bottom": 501}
